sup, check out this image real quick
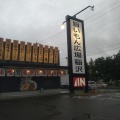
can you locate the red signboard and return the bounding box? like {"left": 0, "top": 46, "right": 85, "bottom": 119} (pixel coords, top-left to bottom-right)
{"left": 73, "top": 77, "right": 85, "bottom": 87}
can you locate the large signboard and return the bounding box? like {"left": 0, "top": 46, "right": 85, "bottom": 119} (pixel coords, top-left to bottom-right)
{"left": 19, "top": 41, "right": 25, "bottom": 61}
{"left": 12, "top": 40, "right": 18, "bottom": 60}
{"left": 66, "top": 15, "right": 87, "bottom": 90}
{"left": 26, "top": 42, "right": 32, "bottom": 62}
{"left": 4, "top": 39, "right": 11, "bottom": 60}
{"left": 0, "top": 38, "right": 59, "bottom": 65}
{"left": 0, "top": 38, "right": 3, "bottom": 60}
{"left": 70, "top": 19, "right": 85, "bottom": 74}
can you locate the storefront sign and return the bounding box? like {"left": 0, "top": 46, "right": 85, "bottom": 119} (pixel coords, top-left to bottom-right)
{"left": 38, "top": 44, "right": 43, "bottom": 63}
{"left": 6, "top": 69, "right": 14, "bottom": 76}
{"left": 4, "top": 39, "right": 11, "bottom": 60}
{"left": 0, "top": 68, "right": 5, "bottom": 76}
{"left": 19, "top": 41, "right": 25, "bottom": 61}
{"left": 52, "top": 70, "right": 57, "bottom": 76}
{"left": 49, "top": 46, "right": 53, "bottom": 63}
{"left": 54, "top": 47, "right": 58, "bottom": 64}
{"left": 32, "top": 43, "right": 37, "bottom": 62}
{"left": 42, "top": 70, "right": 47, "bottom": 76}
{"left": 36, "top": 70, "right": 43, "bottom": 76}
{"left": 12, "top": 40, "right": 18, "bottom": 60}
{"left": 44, "top": 45, "right": 49, "bottom": 63}
{"left": 15, "top": 69, "right": 21, "bottom": 77}
{"left": 47, "top": 70, "right": 52, "bottom": 76}
{"left": 73, "top": 77, "right": 85, "bottom": 87}
{"left": 30, "top": 70, "right": 35, "bottom": 76}
{"left": 26, "top": 42, "right": 32, "bottom": 62}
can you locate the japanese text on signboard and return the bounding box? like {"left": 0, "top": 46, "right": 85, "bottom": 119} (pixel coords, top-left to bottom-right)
{"left": 70, "top": 19, "right": 85, "bottom": 74}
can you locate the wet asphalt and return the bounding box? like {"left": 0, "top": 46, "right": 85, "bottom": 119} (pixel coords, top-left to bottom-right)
{"left": 0, "top": 93, "right": 120, "bottom": 120}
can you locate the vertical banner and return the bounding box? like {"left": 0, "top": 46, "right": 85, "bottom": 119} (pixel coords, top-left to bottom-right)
{"left": 19, "top": 41, "right": 25, "bottom": 61}
{"left": 12, "top": 40, "right": 18, "bottom": 61}
{"left": 38, "top": 44, "right": 43, "bottom": 63}
{"left": 0, "top": 38, "right": 3, "bottom": 60}
{"left": 26, "top": 42, "right": 32, "bottom": 62}
{"left": 4, "top": 39, "right": 11, "bottom": 60}
{"left": 54, "top": 47, "right": 58, "bottom": 64}
{"left": 70, "top": 19, "right": 85, "bottom": 74}
{"left": 49, "top": 46, "right": 53, "bottom": 64}
{"left": 32, "top": 43, "right": 38, "bottom": 62}
{"left": 44, "top": 45, "right": 49, "bottom": 63}
{"left": 0, "top": 68, "right": 5, "bottom": 76}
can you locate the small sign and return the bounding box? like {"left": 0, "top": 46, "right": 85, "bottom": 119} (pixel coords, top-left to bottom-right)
{"left": 36, "top": 70, "right": 43, "bottom": 76}
{"left": 22, "top": 69, "right": 29, "bottom": 76}
{"left": 15, "top": 69, "right": 21, "bottom": 77}
{"left": 47, "top": 70, "right": 52, "bottom": 76}
{"left": 42, "top": 70, "right": 47, "bottom": 76}
{"left": 73, "top": 77, "right": 85, "bottom": 87}
{"left": 6, "top": 69, "right": 14, "bottom": 76}
{"left": 52, "top": 70, "right": 57, "bottom": 76}
{"left": 30, "top": 70, "right": 35, "bottom": 76}
{"left": 0, "top": 68, "right": 5, "bottom": 76}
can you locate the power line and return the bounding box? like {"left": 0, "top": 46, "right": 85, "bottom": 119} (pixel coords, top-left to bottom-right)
{"left": 40, "top": 1, "right": 120, "bottom": 42}
{"left": 85, "top": 4, "right": 120, "bottom": 25}
{"left": 87, "top": 42, "right": 120, "bottom": 53}
{"left": 87, "top": 46, "right": 120, "bottom": 57}
{"left": 84, "top": 0, "right": 120, "bottom": 21}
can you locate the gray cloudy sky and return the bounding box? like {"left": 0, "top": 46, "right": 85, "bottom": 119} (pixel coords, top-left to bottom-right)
{"left": 0, "top": 0, "right": 120, "bottom": 66}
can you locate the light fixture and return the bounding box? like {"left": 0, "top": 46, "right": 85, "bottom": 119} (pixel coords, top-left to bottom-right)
{"left": 60, "top": 21, "right": 66, "bottom": 29}
{"left": 61, "top": 23, "right": 65, "bottom": 29}
{"left": 27, "top": 70, "right": 30, "bottom": 73}
{"left": 61, "top": 5, "right": 94, "bottom": 29}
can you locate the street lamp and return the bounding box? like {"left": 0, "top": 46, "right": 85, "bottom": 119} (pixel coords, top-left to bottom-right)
{"left": 62, "top": 5, "right": 94, "bottom": 93}
{"left": 61, "top": 5, "right": 94, "bottom": 29}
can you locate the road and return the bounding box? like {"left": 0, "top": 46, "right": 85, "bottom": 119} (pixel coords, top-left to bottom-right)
{"left": 0, "top": 93, "right": 120, "bottom": 120}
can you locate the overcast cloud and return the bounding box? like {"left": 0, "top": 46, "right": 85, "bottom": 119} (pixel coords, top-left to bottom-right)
{"left": 0, "top": 0, "right": 120, "bottom": 66}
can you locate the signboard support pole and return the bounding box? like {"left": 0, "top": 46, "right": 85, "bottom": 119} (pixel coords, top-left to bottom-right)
{"left": 66, "top": 15, "right": 74, "bottom": 93}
